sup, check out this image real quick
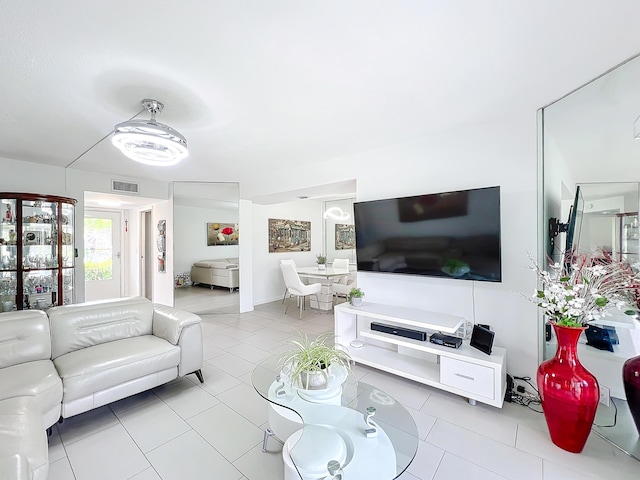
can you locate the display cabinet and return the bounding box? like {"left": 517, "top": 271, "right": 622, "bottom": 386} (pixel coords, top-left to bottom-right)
{"left": 0, "top": 193, "right": 76, "bottom": 311}
{"left": 616, "top": 212, "right": 639, "bottom": 264}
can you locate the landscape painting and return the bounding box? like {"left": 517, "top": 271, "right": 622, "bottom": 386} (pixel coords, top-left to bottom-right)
{"left": 335, "top": 224, "right": 355, "bottom": 249}
{"left": 268, "top": 218, "right": 311, "bottom": 252}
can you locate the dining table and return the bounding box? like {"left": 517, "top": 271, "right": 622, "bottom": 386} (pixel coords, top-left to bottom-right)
{"left": 296, "top": 266, "right": 354, "bottom": 312}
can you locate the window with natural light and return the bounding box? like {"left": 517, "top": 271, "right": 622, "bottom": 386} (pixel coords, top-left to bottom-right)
{"left": 84, "top": 218, "right": 113, "bottom": 281}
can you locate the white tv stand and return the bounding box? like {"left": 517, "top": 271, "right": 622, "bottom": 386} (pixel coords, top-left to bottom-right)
{"left": 334, "top": 302, "right": 506, "bottom": 408}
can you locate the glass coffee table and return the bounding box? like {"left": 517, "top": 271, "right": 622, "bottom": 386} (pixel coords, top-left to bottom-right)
{"left": 252, "top": 356, "right": 419, "bottom": 479}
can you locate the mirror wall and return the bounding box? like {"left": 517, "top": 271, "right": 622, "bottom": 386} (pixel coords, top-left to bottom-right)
{"left": 173, "top": 182, "right": 240, "bottom": 314}
{"left": 542, "top": 54, "right": 640, "bottom": 459}
{"left": 323, "top": 197, "right": 356, "bottom": 265}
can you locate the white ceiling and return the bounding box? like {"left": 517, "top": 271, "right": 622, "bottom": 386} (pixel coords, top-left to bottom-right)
{"left": 3, "top": 2, "right": 640, "bottom": 193}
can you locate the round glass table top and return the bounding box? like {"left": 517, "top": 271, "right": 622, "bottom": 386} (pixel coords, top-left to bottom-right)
{"left": 252, "top": 355, "right": 419, "bottom": 479}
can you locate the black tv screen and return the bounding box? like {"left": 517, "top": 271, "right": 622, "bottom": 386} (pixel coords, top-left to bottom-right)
{"left": 565, "top": 186, "right": 584, "bottom": 255}
{"left": 354, "top": 186, "right": 501, "bottom": 282}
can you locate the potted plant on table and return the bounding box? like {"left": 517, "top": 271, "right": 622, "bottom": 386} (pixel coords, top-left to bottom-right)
{"left": 348, "top": 287, "right": 364, "bottom": 307}
{"left": 316, "top": 254, "right": 327, "bottom": 270}
{"left": 527, "top": 251, "right": 638, "bottom": 453}
{"left": 278, "top": 332, "right": 351, "bottom": 391}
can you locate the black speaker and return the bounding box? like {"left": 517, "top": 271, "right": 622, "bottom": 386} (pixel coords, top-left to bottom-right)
{"left": 370, "top": 322, "right": 427, "bottom": 341}
{"left": 545, "top": 323, "right": 552, "bottom": 341}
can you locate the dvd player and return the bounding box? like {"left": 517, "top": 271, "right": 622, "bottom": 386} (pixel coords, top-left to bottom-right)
{"left": 429, "top": 332, "right": 462, "bottom": 348}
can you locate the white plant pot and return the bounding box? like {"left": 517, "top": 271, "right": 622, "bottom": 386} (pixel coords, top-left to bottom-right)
{"left": 350, "top": 297, "right": 363, "bottom": 307}
{"left": 317, "top": 264, "right": 326, "bottom": 270}
{"left": 300, "top": 369, "right": 329, "bottom": 390}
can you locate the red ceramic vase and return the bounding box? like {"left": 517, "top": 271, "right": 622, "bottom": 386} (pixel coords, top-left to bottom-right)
{"left": 622, "top": 354, "right": 640, "bottom": 435}
{"left": 537, "top": 323, "right": 599, "bottom": 453}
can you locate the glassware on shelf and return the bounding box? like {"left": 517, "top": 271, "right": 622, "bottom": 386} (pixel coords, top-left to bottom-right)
{"left": 1, "top": 193, "right": 76, "bottom": 310}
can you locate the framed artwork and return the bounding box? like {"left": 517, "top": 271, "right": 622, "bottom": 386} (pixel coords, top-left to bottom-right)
{"left": 268, "top": 218, "right": 311, "bottom": 252}
{"left": 207, "top": 223, "right": 239, "bottom": 246}
{"left": 335, "top": 224, "right": 355, "bottom": 250}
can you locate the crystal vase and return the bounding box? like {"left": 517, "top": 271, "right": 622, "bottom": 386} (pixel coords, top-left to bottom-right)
{"left": 537, "top": 323, "right": 599, "bottom": 453}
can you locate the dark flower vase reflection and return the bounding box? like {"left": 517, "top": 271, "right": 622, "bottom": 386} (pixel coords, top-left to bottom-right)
{"left": 623, "top": 355, "right": 640, "bottom": 435}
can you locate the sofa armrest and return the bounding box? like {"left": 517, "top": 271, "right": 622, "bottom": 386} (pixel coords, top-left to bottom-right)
{"left": 152, "top": 305, "right": 201, "bottom": 345}
{"left": 0, "top": 454, "right": 30, "bottom": 480}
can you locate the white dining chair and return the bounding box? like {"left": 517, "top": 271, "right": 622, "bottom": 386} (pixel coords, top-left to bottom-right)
{"left": 280, "top": 263, "right": 322, "bottom": 319}
{"left": 332, "top": 274, "right": 356, "bottom": 304}
{"left": 332, "top": 258, "right": 349, "bottom": 270}
{"left": 280, "top": 259, "right": 297, "bottom": 303}
{"left": 331, "top": 258, "right": 355, "bottom": 304}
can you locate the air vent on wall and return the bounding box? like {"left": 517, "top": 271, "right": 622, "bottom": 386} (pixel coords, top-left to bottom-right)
{"left": 111, "top": 180, "right": 140, "bottom": 194}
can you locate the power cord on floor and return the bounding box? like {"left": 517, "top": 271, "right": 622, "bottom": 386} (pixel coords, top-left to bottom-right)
{"left": 505, "top": 374, "right": 542, "bottom": 413}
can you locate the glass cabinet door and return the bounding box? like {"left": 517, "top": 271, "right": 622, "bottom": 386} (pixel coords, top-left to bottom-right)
{"left": 616, "top": 212, "right": 639, "bottom": 264}
{"left": 0, "top": 199, "right": 17, "bottom": 311}
{"left": 0, "top": 193, "right": 76, "bottom": 310}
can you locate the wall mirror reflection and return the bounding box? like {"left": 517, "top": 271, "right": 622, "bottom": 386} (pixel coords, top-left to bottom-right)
{"left": 323, "top": 197, "right": 356, "bottom": 265}
{"left": 542, "top": 54, "right": 640, "bottom": 460}
{"left": 173, "top": 182, "right": 240, "bottom": 314}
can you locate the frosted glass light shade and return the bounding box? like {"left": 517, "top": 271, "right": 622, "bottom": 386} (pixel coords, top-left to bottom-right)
{"left": 111, "top": 99, "right": 188, "bottom": 166}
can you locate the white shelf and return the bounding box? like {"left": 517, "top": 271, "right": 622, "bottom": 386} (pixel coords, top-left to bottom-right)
{"left": 335, "top": 302, "right": 464, "bottom": 334}
{"left": 335, "top": 302, "right": 506, "bottom": 408}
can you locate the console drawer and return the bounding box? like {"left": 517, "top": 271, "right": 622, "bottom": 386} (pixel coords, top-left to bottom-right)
{"left": 440, "top": 356, "right": 494, "bottom": 399}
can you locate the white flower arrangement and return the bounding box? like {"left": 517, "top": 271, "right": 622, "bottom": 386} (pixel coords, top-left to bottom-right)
{"left": 528, "top": 252, "right": 638, "bottom": 327}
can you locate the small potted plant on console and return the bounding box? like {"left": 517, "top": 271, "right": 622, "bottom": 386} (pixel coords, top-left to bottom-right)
{"left": 279, "top": 332, "right": 351, "bottom": 392}
{"left": 348, "top": 287, "right": 364, "bottom": 307}
{"left": 316, "top": 254, "right": 327, "bottom": 270}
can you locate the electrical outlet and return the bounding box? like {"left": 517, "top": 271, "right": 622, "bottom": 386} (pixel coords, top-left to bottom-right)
{"left": 599, "top": 385, "right": 610, "bottom": 407}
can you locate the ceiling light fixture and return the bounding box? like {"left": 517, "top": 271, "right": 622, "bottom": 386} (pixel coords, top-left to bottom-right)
{"left": 323, "top": 207, "right": 350, "bottom": 221}
{"left": 111, "top": 99, "right": 188, "bottom": 166}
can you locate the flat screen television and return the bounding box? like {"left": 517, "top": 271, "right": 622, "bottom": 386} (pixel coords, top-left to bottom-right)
{"left": 565, "top": 185, "right": 584, "bottom": 255}
{"left": 354, "top": 186, "right": 501, "bottom": 282}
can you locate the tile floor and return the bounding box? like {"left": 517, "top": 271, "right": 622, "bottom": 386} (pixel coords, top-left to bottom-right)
{"left": 46, "top": 300, "right": 640, "bottom": 480}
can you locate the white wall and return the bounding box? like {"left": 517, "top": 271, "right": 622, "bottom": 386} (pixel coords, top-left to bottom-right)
{"left": 251, "top": 199, "right": 324, "bottom": 305}
{"left": 173, "top": 204, "right": 239, "bottom": 275}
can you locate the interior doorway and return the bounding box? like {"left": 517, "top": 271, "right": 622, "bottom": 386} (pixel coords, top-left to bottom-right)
{"left": 84, "top": 209, "right": 122, "bottom": 301}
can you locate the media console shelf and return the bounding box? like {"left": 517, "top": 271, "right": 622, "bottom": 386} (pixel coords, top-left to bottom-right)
{"left": 334, "top": 302, "right": 506, "bottom": 408}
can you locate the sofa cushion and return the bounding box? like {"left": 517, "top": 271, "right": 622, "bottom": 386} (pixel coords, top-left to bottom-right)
{"left": 0, "top": 310, "right": 51, "bottom": 368}
{"left": 48, "top": 297, "right": 154, "bottom": 359}
{"left": 0, "top": 360, "right": 62, "bottom": 415}
{"left": 53, "top": 335, "right": 180, "bottom": 401}
{"left": 0, "top": 396, "right": 48, "bottom": 480}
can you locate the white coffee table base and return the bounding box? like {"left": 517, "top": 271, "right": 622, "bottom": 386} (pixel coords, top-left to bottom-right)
{"left": 282, "top": 410, "right": 396, "bottom": 480}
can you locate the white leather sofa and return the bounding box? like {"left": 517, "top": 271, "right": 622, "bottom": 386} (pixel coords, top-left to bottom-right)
{"left": 0, "top": 297, "right": 204, "bottom": 480}
{"left": 190, "top": 258, "right": 239, "bottom": 291}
